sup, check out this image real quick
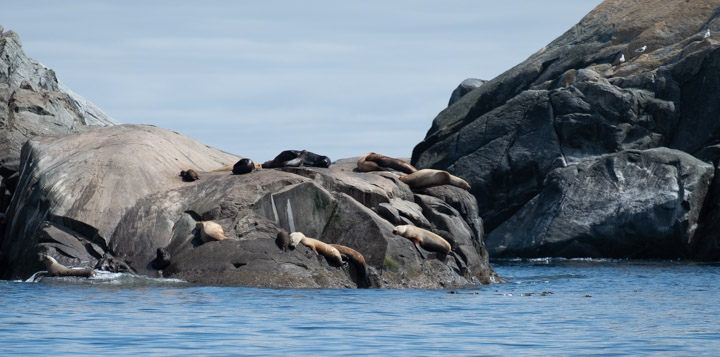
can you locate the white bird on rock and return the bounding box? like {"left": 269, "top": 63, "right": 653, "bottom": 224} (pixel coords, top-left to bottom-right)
{"left": 635, "top": 45, "right": 647, "bottom": 53}
{"left": 619, "top": 54, "right": 625, "bottom": 63}
{"left": 705, "top": 29, "right": 711, "bottom": 38}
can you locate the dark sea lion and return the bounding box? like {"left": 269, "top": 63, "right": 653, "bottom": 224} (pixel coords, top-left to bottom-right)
{"left": 330, "top": 244, "right": 371, "bottom": 288}
{"left": 357, "top": 152, "right": 417, "bottom": 174}
{"left": 196, "top": 221, "right": 230, "bottom": 243}
{"left": 289, "top": 232, "right": 343, "bottom": 267}
{"left": 180, "top": 169, "right": 199, "bottom": 182}
{"left": 275, "top": 231, "right": 292, "bottom": 252}
{"left": 232, "top": 158, "right": 258, "bottom": 175}
{"left": 41, "top": 254, "right": 95, "bottom": 278}
{"left": 151, "top": 247, "right": 171, "bottom": 270}
{"left": 262, "top": 150, "right": 331, "bottom": 169}
{"left": 398, "top": 169, "right": 471, "bottom": 191}
{"left": 392, "top": 225, "right": 452, "bottom": 259}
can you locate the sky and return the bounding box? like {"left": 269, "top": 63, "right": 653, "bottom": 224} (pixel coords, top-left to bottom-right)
{"left": 2, "top": 1, "right": 603, "bottom": 162}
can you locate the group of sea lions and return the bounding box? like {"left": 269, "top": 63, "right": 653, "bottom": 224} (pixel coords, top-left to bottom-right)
{"left": 36, "top": 151, "right": 469, "bottom": 284}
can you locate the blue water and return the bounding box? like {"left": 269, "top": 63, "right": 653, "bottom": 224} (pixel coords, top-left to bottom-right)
{"left": 1, "top": 259, "right": 719, "bottom": 356}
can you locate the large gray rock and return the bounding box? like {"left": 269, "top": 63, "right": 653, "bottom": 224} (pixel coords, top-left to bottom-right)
{"left": 487, "top": 148, "right": 714, "bottom": 258}
{"left": 0, "top": 27, "right": 116, "bottom": 216}
{"left": 411, "top": 0, "right": 720, "bottom": 259}
{"left": 1, "top": 125, "right": 497, "bottom": 288}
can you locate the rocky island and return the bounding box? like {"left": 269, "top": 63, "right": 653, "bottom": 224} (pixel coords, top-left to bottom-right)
{"left": 2, "top": 0, "right": 720, "bottom": 288}
{"left": 0, "top": 25, "right": 494, "bottom": 288}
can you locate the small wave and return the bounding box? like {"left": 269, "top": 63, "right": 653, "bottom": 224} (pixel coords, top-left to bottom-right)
{"left": 22, "top": 270, "right": 187, "bottom": 286}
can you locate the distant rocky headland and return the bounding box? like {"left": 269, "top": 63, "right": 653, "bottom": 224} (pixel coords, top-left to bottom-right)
{"left": 2, "top": 0, "right": 720, "bottom": 288}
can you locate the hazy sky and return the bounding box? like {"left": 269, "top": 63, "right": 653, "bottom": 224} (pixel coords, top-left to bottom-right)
{"left": 3, "top": 1, "right": 603, "bottom": 162}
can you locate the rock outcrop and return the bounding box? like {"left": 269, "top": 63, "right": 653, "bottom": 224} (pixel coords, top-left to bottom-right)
{"left": 412, "top": 0, "right": 720, "bottom": 259}
{"left": 0, "top": 124, "right": 496, "bottom": 287}
{"left": 0, "top": 25, "right": 116, "bottom": 222}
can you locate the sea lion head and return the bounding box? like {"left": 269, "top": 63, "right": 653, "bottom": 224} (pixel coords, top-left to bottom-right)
{"left": 392, "top": 225, "right": 407, "bottom": 236}
{"left": 288, "top": 232, "right": 305, "bottom": 248}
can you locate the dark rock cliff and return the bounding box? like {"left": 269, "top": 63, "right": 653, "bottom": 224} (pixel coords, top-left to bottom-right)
{"left": 412, "top": 0, "right": 720, "bottom": 259}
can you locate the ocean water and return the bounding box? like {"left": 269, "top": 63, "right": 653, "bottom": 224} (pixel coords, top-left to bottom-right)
{"left": 1, "top": 259, "right": 719, "bottom": 356}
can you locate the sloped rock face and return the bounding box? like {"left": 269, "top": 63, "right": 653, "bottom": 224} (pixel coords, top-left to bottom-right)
{"left": 412, "top": 0, "right": 720, "bottom": 259}
{"left": 0, "top": 26, "right": 116, "bottom": 223}
{"left": 1, "top": 125, "right": 496, "bottom": 288}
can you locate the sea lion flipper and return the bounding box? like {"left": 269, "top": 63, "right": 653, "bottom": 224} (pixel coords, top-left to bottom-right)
{"left": 414, "top": 241, "right": 426, "bottom": 259}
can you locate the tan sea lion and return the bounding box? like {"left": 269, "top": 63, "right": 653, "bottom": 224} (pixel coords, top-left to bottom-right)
{"left": 330, "top": 244, "right": 371, "bottom": 288}
{"left": 392, "top": 225, "right": 452, "bottom": 259}
{"left": 357, "top": 152, "right": 417, "bottom": 174}
{"left": 196, "top": 221, "right": 230, "bottom": 243}
{"left": 398, "top": 169, "right": 471, "bottom": 191}
{"left": 290, "top": 232, "right": 343, "bottom": 267}
{"left": 40, "top": 255, "right": 95, "bottom": 278}
{"left": 180, "top": 169, "right": 199, "bottom": 182}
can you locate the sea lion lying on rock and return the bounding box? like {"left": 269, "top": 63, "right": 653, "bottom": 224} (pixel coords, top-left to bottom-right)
{"left": 232, "top": 158, "right": 261, "bottom": 175}
{"left": 275, "top": 231, "right": 292, "bottom": 252}
{"left": 392, "top": 225, "right": 452, "bottom": 259}
{"left": 289, "top": 232, "right": 343, "bottom": 267}
{"left": 262, "top": 150, "right": 331, "bottom": 169}
{"left": 180, "top": 169, "right": 199, "bottom": 182}
{"left": 196, "top": 221, "right": 230, "bottom": 243}
{"left": 213, "top": 159, "right": 262, "bottom": 174}
{"left": 398, "top": 169, "right": 471, "bottom": 191}
{"left": 330, "top": 244, "right": 371, "bottom": 288}
{"left": 40, "top": 254, "right": 95, "bottom": 278}
{"left": 356, "top": 152, "right": 417, "bottom": 174}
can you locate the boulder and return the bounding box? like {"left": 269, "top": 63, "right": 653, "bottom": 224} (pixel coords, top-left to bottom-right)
{"left": 487, "top": 148, "right": 714, "bottom": 258}
{"left": 411, "top": 0, "right": 720, "bottom": 259}
{"left": 1, "top": 125, "right": 497, "bottom": 288}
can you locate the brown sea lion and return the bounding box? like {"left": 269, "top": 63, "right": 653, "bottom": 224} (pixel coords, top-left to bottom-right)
{"left": 289, "top": 232, "right": 343, "bottom": 267}
{"left": 398, "top": 169, "right": 471, "bottom": 191}
{"left": 196, "top": 221, "right": 230, "bottom": 243}
{"left": 180, "top": 169, "right": 199, "bottom": 182}
{"left": 392, "top": 225, "right": 452, "bottom": 259}
{"left": 330, "top": 244, "right": 371, "bottom": 288}
{"left": 41, "top": 255, "right": 95, "bottom": 278}
{"left": 275, "top": 231, "right": 292, "bottom": 252}
{"left": 356, "top": 152, "right": 417, "bottom": 174}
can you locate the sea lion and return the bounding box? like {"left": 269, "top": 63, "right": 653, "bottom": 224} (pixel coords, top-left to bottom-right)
{"left": 289, "top": 232, "right": 343, "bottom": 267}
{"left": 330, "top": 244, "right": 371, "bottom": 288}
{"left": 151, "top": 247, "right": 171, "bottom": 270}
{"left": 232, "top": 158, "right": 259, "bottom": 175}
{"left": 40, "top": 254, "right": 95, "bottom": 278}
{"left": 196, "top": 221, "right": 230, "bottom": 243}
{"left": 180, "top": 169, "right": 199, "bottom": 182}
{"left": 262, "top": 150, "right": 331, "bottom": 169}
{"left": 275, "top": 231, "right": 292, "bottom": 252}
{"left": 356, "top": 152, "right": 417, "bottom": 174}
{"left": 398, "top": 169, "right": 471, "bottom": 191}
{"left": 214, "top": 160, "right": 262, "bottom": 172}
{"left": 392, "top": 225, "right": 452, "bottom": 259}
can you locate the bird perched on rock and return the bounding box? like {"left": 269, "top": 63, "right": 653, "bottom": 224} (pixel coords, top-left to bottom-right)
{"left": 705, "top": 29, "right": 711, "bottom": 38}
{"left": 635, "top": 45, "right": 647, "bottom": 53}
{"left": 619, "top": 54, "right": 625, "bottom": 63}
